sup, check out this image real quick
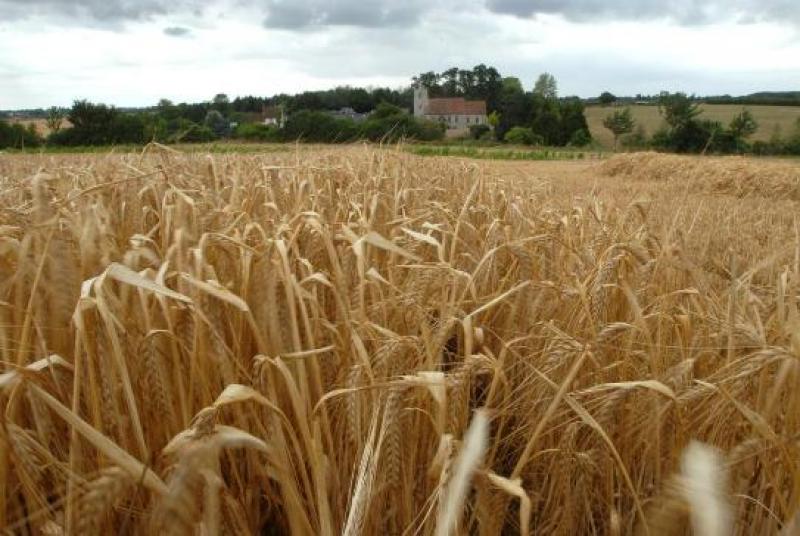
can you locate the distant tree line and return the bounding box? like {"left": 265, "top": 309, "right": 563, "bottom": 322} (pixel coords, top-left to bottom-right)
{"left": 588, "top": 91, "right": 800, "bottom": 107}
{"left": 0, "top": 95, "right": 445, "bottom": 149}
{"left": 5, "top": 72, "right": 800, "bottom": 155}
{"left": 703, "top": 91, "right": 800, "bottom": 107}
{"left": 1, "top": 66, "right": 594, "bottom": 149}
{"left": 230, "top": 86, "right": 412, "bottom": 115}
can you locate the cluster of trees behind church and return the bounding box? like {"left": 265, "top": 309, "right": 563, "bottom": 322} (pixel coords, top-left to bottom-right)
{"left": 414, "top": 68, "right": 591, "bottom": 146}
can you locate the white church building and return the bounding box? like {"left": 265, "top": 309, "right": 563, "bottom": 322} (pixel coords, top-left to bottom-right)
{"left": 413, "top": 85, "right": 488, "bottom": 133}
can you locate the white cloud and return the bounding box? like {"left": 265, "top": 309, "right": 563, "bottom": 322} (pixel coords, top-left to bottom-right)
{"left": 0, "top": 1, "right": 798, "bottom": 109}
{"left": 486, "top": 0, "right": 800, "bottom": 25}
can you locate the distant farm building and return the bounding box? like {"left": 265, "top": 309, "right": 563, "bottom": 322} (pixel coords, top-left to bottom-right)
{"left": 413, "top": 85, "right": 488, "bottom": 134}
{"left": 328, "top": 107, "right": 369, "bottom": 123}
{"left": 260, "top": 105, "right": 284, "bottom": 127}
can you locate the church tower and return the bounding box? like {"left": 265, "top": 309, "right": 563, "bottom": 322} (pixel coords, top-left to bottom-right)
{"left": 413, "top": 85, "right": 429, "bottom": 117}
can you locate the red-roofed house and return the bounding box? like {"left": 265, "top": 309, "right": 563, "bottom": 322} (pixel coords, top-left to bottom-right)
{"left": 413, "top": 85, "right": 488, "bottom": 133}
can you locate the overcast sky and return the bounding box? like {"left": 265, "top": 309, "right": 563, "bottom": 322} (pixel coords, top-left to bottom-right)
{"left": 1, "top": 0, "right": 799, "bottom": 109}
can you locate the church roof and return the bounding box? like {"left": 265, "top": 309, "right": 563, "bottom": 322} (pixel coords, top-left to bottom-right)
{"left": 426, "top": 97, "right": 486, "bottom": 116}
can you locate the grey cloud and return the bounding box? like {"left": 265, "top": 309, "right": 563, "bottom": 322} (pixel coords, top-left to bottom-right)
{"left": 164, "top": 26, "right": 192, "bottom": 37}
{"left": 485, "top": 0, "right": 800, "bottom": 24}
{"left": 1, "top": 0, "right": 796, "bottom": 28}
{"left": 0, "top": 0, "right": 205, "bottom": 24}
{"left": 262, "top": 0, "right": 426, "bottom": 29}
{"left": 0, "top": 0, "right": 431, "bottom": 29}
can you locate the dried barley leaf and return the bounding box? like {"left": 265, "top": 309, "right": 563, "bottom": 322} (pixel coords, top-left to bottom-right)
{"left": 104, "top": 263, "right": 191, "bottom": 303}
{"left": 29, "top": 384, "right": 167, "bottom": 495}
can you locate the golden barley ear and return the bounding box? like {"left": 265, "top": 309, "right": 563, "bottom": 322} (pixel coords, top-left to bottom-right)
{"left": 76, "top": 467, "right": 133, "bottom": 534}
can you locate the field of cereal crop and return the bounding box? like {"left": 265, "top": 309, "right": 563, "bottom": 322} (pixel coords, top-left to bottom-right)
{"left": 2, "top": 145, "right": 800, "bottom": 534}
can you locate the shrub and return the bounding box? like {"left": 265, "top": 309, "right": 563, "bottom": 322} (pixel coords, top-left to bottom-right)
{"left": 0, "top": 120, "right": 43, "bottom": 149}
{"left": 558, "top": 98, "right": 590, "bottom": 146}
{"left": 281, "top": 110, "right": 359, "bottom": 143}
{"left": 651, "top": 120, "right": 720, "bottom": 154}
{"left": 729, "top": 110, "right": 758, "bottom": 140}
{"left": 142, "top": 114, "right": 169, "bottom": 142}
{"left": 650, "top": 127, "right": 672, "bottom": 150}
{"left": 370, "top": 102, "right": 406, "bottom": 120}
{"left": 603, "top": 108, "right": 635, "bottom": 150}
{"left": 469, "top": 124, "right": 491, "bottom": 140}
{"left": 359, "top": 112, "right": 443, "bottom": 143}
{"left": 568, "top": 129, "right": 591, "bottom": 147}
{"left": 46, "top": 128, "right": 78, "bottom": 146}
{"left": 504, "top": 126, "right": 541, "bottom": 146}
{"left": 411, "top": 118, "right": 446, "bottom": 141}
{"left": 751, "top": 140, "right": 779, "bottom": 156}
{"left": 171, "top": 118, "right": 216, "bottom": 143}
{"left": 530, "top": 108, "right": 561, "bottom": 145}
{"left": 110, "top": 114, "right": 147, "bottom": 145}
{"left": 233, "top": 123, "right": 281, "bottom": 142}
{"left": 622, "top": 125, "right": 649, "bottom": 149}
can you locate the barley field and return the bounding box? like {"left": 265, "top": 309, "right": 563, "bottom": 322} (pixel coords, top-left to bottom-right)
{"left": 586, "top": 104, "right": 800, "bottom": 148}
{"left": 1, "top": 145, "right": 800, "bottom": 534}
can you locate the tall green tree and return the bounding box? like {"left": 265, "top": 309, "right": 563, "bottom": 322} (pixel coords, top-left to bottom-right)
{"left": 49, "top": 100, "right": 147, "bottom": 146}
{"left": 559, "top": 98, "right": 591, "bottom": 146}
{"left": 347, "top": 88, "right": 373, "bottom": 113}
{"left": 412, "top": 71, "right": 440, "bottom": 92}
{"left": 533, "top": 73, "right": 558, "bottom": 100}
{"left": 46, "top": 107, "right": 66, "bottom": 133}
{"left": 728, "top": 110, "right": 758, "bottom": 140}
{"left": 598, "top": 91, "right": 617, "bottom": 106}
{"left": 657, "top": 92, "right": 700, "bottom": 129}
{"left": 457, "top": 69, "right": 476, "bottom": 96}
{"left": 288, "top": 92, "right": 325, "bottom": 113}
{"left": 62, "top": 100, "right": 119, "bottom": 145}
{"left": 603, "top": 108, "right": 636, "bottom": 151}
{"left": 473, "top": 64, "right": 503, "bottom": 111}
{"left": 494, "top": 77, "right": 528, "bottom": 140}
{"left": 441, "top": 67, "right": 459, "bottom": 96}
{"left": 204, "top": 110, "right": 230, "bottom": 138}
{"left": 212, "top": 93, "right": 231, "bottom": 114}
{"left": 530, "top": 96, "right": 562, "bottom": 145}
{"left": 502, "top": 77, "right": 523, "bottom": 93}
{"left": 653, "top": 92, "right": 715, "bottom": 153}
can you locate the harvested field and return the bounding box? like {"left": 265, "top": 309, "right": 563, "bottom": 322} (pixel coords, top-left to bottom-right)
{"left": 1, "top": 145, "right": 800, "bottom": 534}
{"left": 586, "top": 104, "right": 800, "bottom": 149}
